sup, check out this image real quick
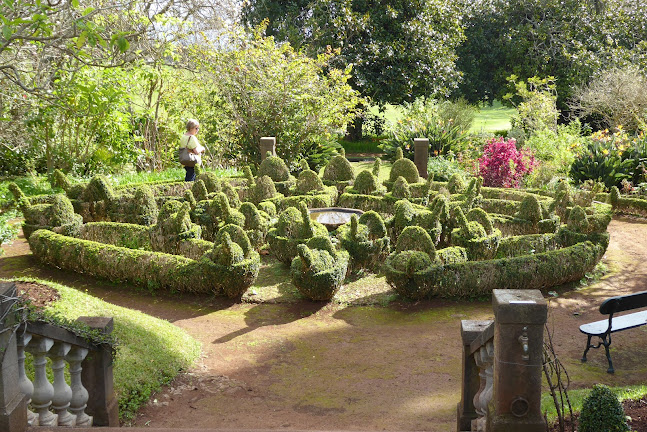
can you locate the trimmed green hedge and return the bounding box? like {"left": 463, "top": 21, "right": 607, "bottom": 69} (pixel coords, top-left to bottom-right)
{"left": 79, "top": 222, "right": 151, "bottom": 250}
{"left": 384, "top": 233, "right": 608, "bottom": 299}
{"left": 29, "top": 229, "right": 220, "bottom": 294}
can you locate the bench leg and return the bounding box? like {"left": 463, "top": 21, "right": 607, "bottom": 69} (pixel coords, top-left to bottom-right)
{"left": 603, "top": 338, "right": 615, "bottom": 374}
{"left": 581, "top": 335, "right": 592, "bottom": 362}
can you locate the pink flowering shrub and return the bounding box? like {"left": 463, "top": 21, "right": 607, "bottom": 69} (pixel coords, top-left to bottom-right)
{"left": 478, "top": 137, "right": 537, "bottom": 188}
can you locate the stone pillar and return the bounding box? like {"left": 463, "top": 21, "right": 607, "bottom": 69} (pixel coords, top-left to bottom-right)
{"left": 488, "top": 290, "right": 547, "bottom": 432}
{"left": 260, "top": 137, "right": 276, "bottom": 161}
{"left": 414, "top": 138, "right": 429, "bottom": 179}
{"left": 0, "top": 282, "right": 28, "bottom": 432}
{"left": 77, "top": 316, "right": 118, "bottom": 426}
{"left": 457, "top": 320, "right": 492, "bottom": 432}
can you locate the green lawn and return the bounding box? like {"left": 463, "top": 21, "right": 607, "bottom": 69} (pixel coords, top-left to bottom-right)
{"left": 470, "top": 100, "right": 516, "bottom": 133}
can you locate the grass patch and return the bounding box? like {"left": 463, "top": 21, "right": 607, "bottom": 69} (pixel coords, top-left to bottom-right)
{"left": 470, "top": 100, "right": 516, "bottom": 133}
{"left": 11, "top": 277, "right": 201, "bottom": 422}
{"left": 542, "top": 384, "right": 647, "bottom": 425}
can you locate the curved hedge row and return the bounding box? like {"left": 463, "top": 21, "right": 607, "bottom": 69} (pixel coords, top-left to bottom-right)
{"left": 385, "top": 231, "right": 608, "bottom": 299}
{"left": 29, "top": 229, "right": 220, "bottom": 294}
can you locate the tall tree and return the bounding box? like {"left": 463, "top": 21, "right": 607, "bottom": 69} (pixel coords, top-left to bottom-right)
{"left": 454, "top": 0, "right": 647, "bottom": 111}
{"left": 241, "top": 0, "right": 464, "bottom": 139}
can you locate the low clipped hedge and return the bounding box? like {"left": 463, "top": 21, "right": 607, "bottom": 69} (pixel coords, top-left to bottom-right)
{"left": 384, "top": 232, "right": 608, "bottom": 299}
{"left": 79, "top": 222, "right": 151, "bottom": 250}
{"left": 29, "top": 229, "right": 220, "bottom": 294}
{"left": 610, "top": 187, "right": 647, "bottom": 217}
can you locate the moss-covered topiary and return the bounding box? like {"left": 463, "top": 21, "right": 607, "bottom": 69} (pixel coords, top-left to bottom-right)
{"left": 196, "top": 172, "right": 221, "bottom": 193}
{"left": 8, "top": 182, "right": 30, "bottom": 210}
{"left": 567, "top": 205, "right": 589, "bottom": 233}
{"left": 391, "top": 199, "right": 416, "bottom": 240}
{"left": 372, "top": 157, "right": 381, "bottom": 178}
{"left": 81, "top": 175, "right": 116, "bottom": 202}
{"left": 290, "top": 236, "right": 349, "bottom": 301}
{"left": 392, "top": 176, "right": 411, "bottom": 199}
{"left": 451, "top": 207, "right": 500, "bottom": 260}
{"left": 239, "top": 202, "right": 270, "bottom": 248}
{"left": 610, "top": 186, "right": 621, "bottom": 207}
{"left": 150, "top": 200, "right": 201, "bottom": 253}
{"left": 337, "top": 213, "right": 390, "bottom": 271}
{"left": 395, "top": 226, "right": 436, "bottom": 259}
{"left": 191, "top": 179, "right": 209, "bottom": 202}
{"left": 267, "top": 203, "right": 328, "bottom": 264}
{"left": 353, "top": 170, "right": 381, "bottom": 195}
{"left": 243, "top": 166, "right": 255, "bottom": 188}
{"left": 516, "top": 195, "right": 543, "bottom": 225}
{"left": 384, "top": 249, "right": 434, "bottom": 300}
{"left": 578, "top": 384, "right": 629, "bottom": 432}
{"left": 395, "top": 147, "right": 403, "bottom": 160}
{"left": 131, "top": 186, "right": 158, "bottom": 226}
{"left": 296, "top": 169, "right": 325, "bottom": 194}
{"left": 389, "top": 158, "right": 420, "bottom": 184}
{"left": 467, "top": 208, "right": 494, "bottom": 235}
{"left": 250, "top": 175, "right": 281, "bottom": 204}
{"left": 184, "top": 189, "right": 197, "bottom": 208}
{"left": 447, "top": 173, "right": 467, "bottom": 194}
{"left": 322, "top": 154, "right": 355, "bottom": 185}
{"left": 258, "top": 155, "right": 291, "bottom": 182}
{"left": 221, "top": 181, "right": 241, "bottom": 208}
{"left": 258, "top": 201, "right": 276, "bottom": 217}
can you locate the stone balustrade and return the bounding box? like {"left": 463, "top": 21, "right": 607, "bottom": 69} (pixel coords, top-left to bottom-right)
{"left": 457, "top": 289, "right": 547, "bottom": 432}
{"left": 0, "top": 282, "right": 118, "bottom": 432}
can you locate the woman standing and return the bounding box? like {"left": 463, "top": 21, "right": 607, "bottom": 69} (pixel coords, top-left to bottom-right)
{"left": 179, "top": 119, "right": 205, "bottom": 182}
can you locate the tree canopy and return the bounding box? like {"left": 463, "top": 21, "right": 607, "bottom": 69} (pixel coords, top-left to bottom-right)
{"left": 241, "top": 0, "right": 465, "bottom": 106}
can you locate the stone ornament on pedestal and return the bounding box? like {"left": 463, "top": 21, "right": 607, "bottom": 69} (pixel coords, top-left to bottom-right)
{"left": 414, "top": 138, "right": 429, "bottom": 179}
{"left": 260, "top": 137, "right": 276, "bottom": 161}
{"left": 488, "top": 289, "right": 547, "bottom": 432}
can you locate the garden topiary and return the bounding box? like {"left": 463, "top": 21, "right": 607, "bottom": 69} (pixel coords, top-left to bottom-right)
{"left": 130, "top": 185, "right": 158, "bottom": 226}
{"left": 337, "top": 213, "right": 390, "bottom": 271}
{"left": 392, "top": 176, "right": 411, "bottom": 199}
{"left": 610, "top": 186, "right": 621, "bottom": 207}
{"left": 322, "top": 154, "right": 355, "bottom": 191}
{"left": 447, "top": 173, "right": 467, "bottom": 194}
{"left": 150, "top": 201, "right": 202, "bottom": 254}
{"left": 383, "top": 226, "right": 437, "bottom": 300}
{"left": 267, "top": 203, "right": 328, "bottom": 264}
{"left": 516, "top": 195, "right": 543, "bottom": 225}
{"left": 451, "top": 207, "right": 500, "bottom": 260}
{"left": 372, "top": 157, "right": 381, "bottom": 178}
{"left": 290, "top": 236, "right": 349, "bottom": 301}
{"left": 184, "top": 189, "right": 197, "bottom": 208}
{"left": 578, "top": 384, "right": 629, "bottom": 432}
{"left": 196, "top": 172, "right": 221, "bottom": 193}
{"left": 191, "top": 179, "right": 209, "bottom": 202}
{"left": 81, "top": 175, "right": 116, "bottom": 202}
{"left": 296, "top": 169, "right": 325, "bottom": 195}
{"left": 353, "top": 170, "right": 381, "bottom": 195}
{"left": 388, "top": 157, "right": 420, "bottom": 184}
{"left": 567, "top": 205, "right": 589, "bottom": 233}
{"left": 258, "top": 155, "right": 291, "bottom": 182}
{"left": 250, "top": 175, "right": 282, "bottom": 205}
{"left": 391, "top": 199, "right": 416, "bottom": 240}
{"left": 207, "top": 227, "right": 260, "bottom": 298}
{"left": 239, "top": 202, "right": 270, "bottom": 248}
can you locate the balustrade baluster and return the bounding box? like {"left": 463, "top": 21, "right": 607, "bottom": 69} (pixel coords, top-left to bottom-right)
{"left": 49, "top": 341, "right": 76, "bottom": 426}
{"left": 67, "top": 346, "right": 92, "bottom": 426}
{"left": 17, "top": 332, "right": 38, "bottom": 426}
{"left": 26, "top": 336, "right": 58, "bottom": 426}
{"left": 471, "top": 349, "right": 486, "bottom": 432}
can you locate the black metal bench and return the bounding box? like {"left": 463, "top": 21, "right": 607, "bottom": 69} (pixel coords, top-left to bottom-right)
{"left": 580, "top": 290, "right": 647, "bottom": 373}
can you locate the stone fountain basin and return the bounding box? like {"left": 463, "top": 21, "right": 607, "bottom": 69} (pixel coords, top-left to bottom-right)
{"left": 308, "top": 207, "right": 364, "bottom": 231}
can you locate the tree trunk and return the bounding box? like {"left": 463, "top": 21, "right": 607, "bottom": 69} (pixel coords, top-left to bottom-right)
{"left": 345, "top": 114, "right": 364, "bottom": 141}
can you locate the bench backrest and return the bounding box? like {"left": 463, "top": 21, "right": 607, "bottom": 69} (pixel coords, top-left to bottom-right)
{"left": 600, "top": 290, "right": 647, "bottom": 315}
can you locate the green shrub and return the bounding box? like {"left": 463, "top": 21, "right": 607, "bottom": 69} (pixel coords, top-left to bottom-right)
{"left": 579, "top": 384, "right": 629, "bottom": 432}
{"left": 322, "top": 154, "right": 355, "bottom": 183}
{"left": 388, "top": 158, "right": 420, "bottom": 184}
{"left": 295, "top": 169, "right": 325, "bottom": 195}
{"left": 337, "top": 212, "right": 390, "bottom": 271}
{"left": 290, "top": 236, "right": 349, "bottom": 301}
{"left": 191, "top": 180, "right": 209, "bottom": 202}
{"left": 352, "top": 170, "right": 382, "bottom": 195}
{"left": 258, "top": 155, "right": 291, "bottom": 182}
{"left": 209, "top": 227, "right": 260, "bottom": 298}
{"left": 267, "top": 203, "right": 328, "bottom": 264}
{"left": 427, "top": 153, "right": 470, "bottom": 182}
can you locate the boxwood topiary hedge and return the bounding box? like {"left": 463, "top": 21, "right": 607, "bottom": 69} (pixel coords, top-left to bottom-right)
{"left": 15, "top": 153, "right": 619, "bottom": 302}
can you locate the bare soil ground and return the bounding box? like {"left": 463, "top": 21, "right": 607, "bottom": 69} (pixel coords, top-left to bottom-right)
{"left": 3, "top": 216, "right": 647, "bottom": 431}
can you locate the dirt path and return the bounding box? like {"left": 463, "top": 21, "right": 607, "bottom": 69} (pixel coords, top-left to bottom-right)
{"left": 2, "top": 217, "right": 647, "bottom": 430}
